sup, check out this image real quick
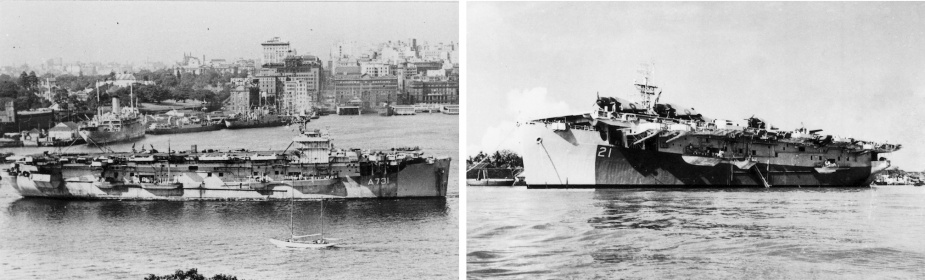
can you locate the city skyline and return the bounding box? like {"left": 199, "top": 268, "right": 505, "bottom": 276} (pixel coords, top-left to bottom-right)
{"left": 0, "top": 2, "right": 458, "bottom": 66}
{"left": 468, "top": 2, "right": 925, "bottom": 171}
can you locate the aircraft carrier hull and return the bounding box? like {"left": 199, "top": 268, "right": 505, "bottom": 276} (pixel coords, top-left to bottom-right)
{"left": 2, "top": 158, "right": 451, "bottom": 200}
{"left": 522, "top": 124, "right": 886, "bottom": 188}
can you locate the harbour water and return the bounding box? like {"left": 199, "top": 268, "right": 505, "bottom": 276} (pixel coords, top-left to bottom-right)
{"left": 468, "top": 185, "right": 925, "bottom": 279}
{"left": 0, "top": 114, "right": 458, "bottom": 279}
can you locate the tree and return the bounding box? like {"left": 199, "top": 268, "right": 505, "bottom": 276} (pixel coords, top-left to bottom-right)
{"left": 18, "top": 71, "right": 28, "bottom": 88}
{"left": 171, "top": 87, "right": 191, "bottom": 103}
{"left": 27, "top": 71, "right": 39, "bottom": 90}
{"left": 0, "top": 81, "right": 18, "bottom": 99}
{"left": 53, "top": 88, "right": 69, "bottom": 109}
{"left": 192, "top": 89, "right": 214, "bottom": 103}
{"left": 467, "top": 150, "right": 523, "bottom": 168}
{"left": 144, "top": 268, "right": 241, "bottom": 280}
{"left": 150, "top": 86, "right": 172, "bottom": 103}
{"left": 13, "top": 91, "right": 49, "bottom": 110}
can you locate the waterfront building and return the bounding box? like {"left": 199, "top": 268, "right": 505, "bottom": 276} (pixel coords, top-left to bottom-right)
{"left": 333, "top": 74, "right": 400, "bottom": 110}
{"left": 48, "top": 121, "right": 79, "bottom": 141}
{"left": 405, "top": 75, "right": 459, "bottom": 104}
{"left": 225, "top": 86, "right": 260, "bottom": 114}
{"left": 255, "top": 54, "right": 324, "bottom": 113}
{"left": 281, "top": 78, "right": 314, "bottom": 115}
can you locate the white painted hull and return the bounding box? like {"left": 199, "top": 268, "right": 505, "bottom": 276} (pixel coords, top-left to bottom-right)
{"left": 268, "top": 238, "right": 335, "bottom": 249}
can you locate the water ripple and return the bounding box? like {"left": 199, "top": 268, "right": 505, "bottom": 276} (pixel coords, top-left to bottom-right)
{"left": 468, "top": 186, "right": 925, "bottom": 279}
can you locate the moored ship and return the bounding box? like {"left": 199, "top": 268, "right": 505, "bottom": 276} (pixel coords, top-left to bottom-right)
{"left": 147, "top": 115, "right": 225, "bottom": 135}
{"left": 521, "top": 74, "right": 900, "bottom": 188}
{"left": 147, "top": 122, "right": 225, "bottom": 135}
{"left": 1, "top": 127, "right": 451, "bottom": 200}
{"left": 224, "top": 110, "right": 288, "bottom": 129}
{"left": 466, "top": 167, "right": 517, "bottom": 186}
{"left": 78, "top": 97, "right": 145, "bottom": 145}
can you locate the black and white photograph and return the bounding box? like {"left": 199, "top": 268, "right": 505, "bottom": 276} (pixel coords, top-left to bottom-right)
{"left": 467, "top": 2, "right": 925, "bottom": 279}
{"left": 0, "top": 1, "right": 458, "bottom": 279}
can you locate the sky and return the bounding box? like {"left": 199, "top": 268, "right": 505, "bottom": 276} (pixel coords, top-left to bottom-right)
{"left": 0, "top": 1, "right": 458, "bottom": 65}
{"left": 467, "top": 2, "right": 925, "bottom": 171}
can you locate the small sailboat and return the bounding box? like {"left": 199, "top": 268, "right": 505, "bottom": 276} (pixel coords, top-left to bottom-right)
{"left": 269, "top": 192, "right": 338, "bottom": 249}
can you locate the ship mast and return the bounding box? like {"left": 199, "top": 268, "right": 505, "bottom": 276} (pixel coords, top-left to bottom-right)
{"left": 634, "top": 63, "right": 659, "bottom": 115}
{"left": 320, "top": 199, "right": 325, "bottom": 240}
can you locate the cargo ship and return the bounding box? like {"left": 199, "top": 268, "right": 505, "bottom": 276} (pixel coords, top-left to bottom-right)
{"left": 522, "top": 75, "right": 900, "bottom": 188}
{"left": 1, "top": 127, "right": 451, "bottom": 200}
{"left": 224, "top": 110, "right": 288, "bottom": 129}
{"left": 78, "top": 97, "right": 145, "bottom": 145}
{"left": 147, "top": 116, "right": 226, "bottom": 135}
{"left": 147, "top": 122, "right": 225, "bottom": 135}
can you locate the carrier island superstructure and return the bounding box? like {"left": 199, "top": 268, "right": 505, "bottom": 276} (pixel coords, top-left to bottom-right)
{"left": 522, "top": 77, "right": 901, "bottom": 188}
{"left": 1, "top": 128, "right": 451, "bottom": 200}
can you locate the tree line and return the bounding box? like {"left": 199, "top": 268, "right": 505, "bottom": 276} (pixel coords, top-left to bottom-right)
{"left": 467, "top": 150, "right": 524, "bottom": 168}
{"left": 0, "top": 67, "right": 247, "bottom": 112}
{"left": 0, "top": 71, "right": 52, "bottom": 111}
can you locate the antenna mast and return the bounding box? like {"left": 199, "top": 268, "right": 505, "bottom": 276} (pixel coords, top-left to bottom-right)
{"left": 634, "top": 62, "right": 659, "bottom": 114}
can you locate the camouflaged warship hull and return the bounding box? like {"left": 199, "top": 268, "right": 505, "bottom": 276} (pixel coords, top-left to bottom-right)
{"left": 2, "top": 153, "right": 450, "bottom": 200}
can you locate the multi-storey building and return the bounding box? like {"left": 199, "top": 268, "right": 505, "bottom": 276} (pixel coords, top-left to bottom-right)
{"left": 405, "top": 75, "right": 459, "bottom": 104}
{"left": 224, "top": 86, "right": 260, "bottom": 114}
{"left": 262, "top": 37, "right": 291, "bottom": 65}
{"left": 332, "top": 74, "right": 399, "bottom": 111}
{"left": 281, "top": 78, "right": 313, "bottom": 114}
{"left": 360, "top": 62, "right": 391, "bottom": 77}
{"left": 254, "top": 53, "right": 324, "bottom": 113}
